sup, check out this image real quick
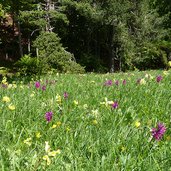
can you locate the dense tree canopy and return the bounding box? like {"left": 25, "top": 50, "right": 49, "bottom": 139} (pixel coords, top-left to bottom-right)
{"left": 0, "top": 0, "right": 171, "bottom": 73}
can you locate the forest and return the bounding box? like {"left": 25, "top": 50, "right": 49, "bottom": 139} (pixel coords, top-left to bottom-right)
{"left": 0, "top": 0, "right": 171, "bottom": 74}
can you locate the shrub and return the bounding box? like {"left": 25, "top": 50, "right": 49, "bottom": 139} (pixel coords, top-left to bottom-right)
{"left": 33, "top": 32, "right": 85, "bottom": 73}
{"left": 15, "top": 54, "right": 46, "bottom": 76}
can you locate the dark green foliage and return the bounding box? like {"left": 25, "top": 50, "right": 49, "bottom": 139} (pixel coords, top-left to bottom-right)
{"left": 15, "top": 54, "right": 45, "bottom": 76}
{"left": 33, "top": 32, "right": 85, "bottom": 73}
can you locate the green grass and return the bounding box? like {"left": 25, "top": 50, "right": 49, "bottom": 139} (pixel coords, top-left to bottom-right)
{"left": 0, "top": 70, "right": 171, "bottom": 171}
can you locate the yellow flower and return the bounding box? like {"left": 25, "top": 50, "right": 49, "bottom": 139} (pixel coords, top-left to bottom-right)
{"left": 73, "top": 100, "right": 78, "bottom": 105}
{"left": 23, "top": 138, "right": 32, "bottom": 146}
{"left": 52, "top": 124, "right": 57, "bottom": 129}
{"left": 2, "top": 76, "right": 7, "bottom": 84}
{"left": 8, "top": 104, "right": 15, "bottom": 110}
{"left": 91, "top": 109, "right": 99, "bottom": 117}
{"left": 139, "top": 79, "right": 146, "bottom": 85}
{"left": 163, "top": 71, "right": 168, "bottom": 75}
{"left": 121, "top": 146, "right": 126, "bottom": 152}
{"left": 30, "top": 93, "right": 35, "bottom": 97}
{"left": 45, "top": 141, "right": 51, "bottom": 153}
{"left": 66, "top": 126, "right": 71, "bottom": 132}
{"left": 56, "top": 94, "right": 62, "bottom": 104}
{"left": 83, "top": 104, "right": 88, "bottom": 109}
{"left": 43, "top": 155, "right": 51, "bottom": 165}
{"left": 134, "top": 121, "right": 141, "bottom": 128}
{"left": 100, "top": 97, "right": 113, "bottom": 107}
{"left": 8, "top": 84, "right": 13, "bottom": 89}
{"left": 92, "top": 119, "right": 98, "bottom": 125}
{"left": 2, "top": 96, "right": 10, "bottom": 103}
{"left": 56, "top": 121, "right": 62, "bottom": 127}
{"left": 20, "top": 85, "right": 24, "bottom": 89}
{"left": 35, "top": 132, "right": 41, "bottom": 138}
{"left": 48, "top": 149, "right": 61, "bottom": 157}
{"left": 168, "top": 61, "right": 171, "bottom": 67}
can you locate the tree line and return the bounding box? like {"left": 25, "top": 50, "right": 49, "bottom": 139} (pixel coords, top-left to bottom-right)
{"left": 0, "top": 0, "right": 171, "bottom": 73}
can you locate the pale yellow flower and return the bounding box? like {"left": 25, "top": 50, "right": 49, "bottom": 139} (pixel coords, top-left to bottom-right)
{"left": 83, "top": 104, "right": 88, "bottom": 109}
{"left": 2, "top": 76, "right": 7, "bottom": 84}
{"left": 91, "top": 109, "right": 99, "bottom": 117}
{"left": 100, "top": 97, "right": 113, "bottom": 107}
{"left": 139, "top": 79, "right": 146, "bottom": 85}
{"left": 56, "top": 94, "right": 62, "bottom": 104}
{"left": 73, "top": 100, "right": 78, "bottom": 105}
{"left": 66, "top": 126, "right": 71, "bottom": 132}
{"left": 56, "top": 121, "right": 62, "bottom": 127}
{"left": 43, "top": 155, "right": 51, "bottom": 165}
{"left": 48, "top": 149, "right": 61, "bottom": 157}
{"left": 8, "top": 84, "right": 13, "bottom": 89}
{"left": 45, "top": 141, "right": 51, "bottom": 153}
{"left": 2, "top": 96, "right": 10, "bottom": 103}
{"left": 52, "top": 124, "right": 57, "bottom": 129}
{"left": 35, "top": 132, "right": 41, "bottom": 138}
{"left": 168, "top": 61, "right": 171, "bottom": 67}
{"left": 92, "top": 119, "right": 98, "bottom": 125}
{"left": 23, "top": 138, "right": 32, "bottom": 146}
{"left": 121, "top": 146, "right": 126, "bottom": 152}
{"left": 134, "top": 121, "right": 141, "bottom": 128}
{"left": 8, "top": 104, "right": 15, "bottom": 110}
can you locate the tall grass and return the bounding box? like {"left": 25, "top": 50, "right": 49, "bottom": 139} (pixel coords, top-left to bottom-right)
{"left": 0, "top": 70, "right": 171, "bottom": 170}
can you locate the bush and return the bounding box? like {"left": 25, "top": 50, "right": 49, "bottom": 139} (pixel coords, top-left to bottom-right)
{"left": 33, "top": 32, "right": 85, "bottom": 73}
{"left": 15, "top": 54, "right": 46, "bottom": 76}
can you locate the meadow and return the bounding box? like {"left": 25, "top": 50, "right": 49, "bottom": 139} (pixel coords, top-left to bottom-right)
{"left": 0, "top": 70, "right": 171, "bottom": 171}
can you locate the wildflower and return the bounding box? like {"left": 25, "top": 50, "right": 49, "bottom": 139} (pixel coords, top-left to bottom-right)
{"left": 83, "top": 104, "right": 88, "bottom": 109}
{"left": 45, "top": 141, "right": 51, "bottom": 153}
{"left": 66, "top": 126, "right": 71, "bottom": 132}
{"left": 134, "top": 121, "right": 141, "bottom": 128}
{"left": 42, "top": 85, "right": 46, "bottom": 91}
{"left": 122, "top": 79, "right": 126, "bottom": 85}
{"left": 56, "top": 121, "right": 62, "bottom": 127}
{"left": 151, "top": 123, "right": 166, "bottom": 141}
{"left": 2, "top": 76, "right": 8, "bottom": 84}
{"left": 100, "top": 97, "right": 113, "bottom": 107}
{"left": 168, "top": 61, "right": 171, "bottom": 67}
{"left": 104, "top": 80, "right": 112, "bottom": 86}
{"left": 35, "top": 81, "right": 40, "bottom": 88}
{"left": 156, "top": 75, "right": 162, "bottom": 83}
{"left": 64, "top": 92, "right": 68, "bottom": 99}
{"left": 91, "top": 109, "right": 99, "bottom": 117}
{"left": 48, "top": 149, "right": 61, "bottom": 157}
{"left": 92, "top": 119, "right": 98, "bottom": 125}
{"left": 43, "top": 155, "right": 51, "bottom": 165}
{"left": 30, "top": 92, "right": 35, "bottom": 97}
{"left": 2, "top": 96, "right": 10, "bottom": 103}
{"left": 8, "top": 104, "right": 15, "bottom": 110}
{"left": 111, "top": 101, "right": 118, "bottom": 109}
{"left": 35, "top": 132, "right": 41, "bottom": 138}
{"left": 115, "top": 80, "right": 119, "bottom": 86}
{"left": 73, "top": 100, "right": 78, "bottom": 105}
{"left": 52, "top": 124, "right": 57, "bottom": 129}
{"left": 23, "top": 138, "right": 32, "bottom": 146}
{"left": 139, "top": 78, "right": 146, "bottom": 85}
{"left": 45, "top": 111, "right": 53, "bottom": 122}
{"left": 56, "top": 94, "right": 62, "bottom": 104}
{"left": 121, "top": 146, "right": 126, "bottom": 152}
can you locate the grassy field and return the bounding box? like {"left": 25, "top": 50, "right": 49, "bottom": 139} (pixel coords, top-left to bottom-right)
{"left": 0, "top": 70, "right": 171, "bottom": 171}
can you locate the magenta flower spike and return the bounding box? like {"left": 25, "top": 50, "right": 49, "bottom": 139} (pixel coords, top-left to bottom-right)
{"left": 42, "top": 85, "right": 46, "bottom": 91}
{"left": 111, "top": 101, "right": 118, "bottom": 109}
{"left": 156, "top": 75, "right": 162, "bottom": 83}
{"left": 45, "top": 111, "right": 53, "bottom": 122}
{"left": 64, "top": 92, "right": 69, "bottom": 99}
{"left": 35, "top": 81, "right": 41, "bottom": 88}
{"left": 104, "top": 80, "right": 112, "bottom": 86}
{"left": 151, "top": 123, "right": 166, "bottom": 141}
